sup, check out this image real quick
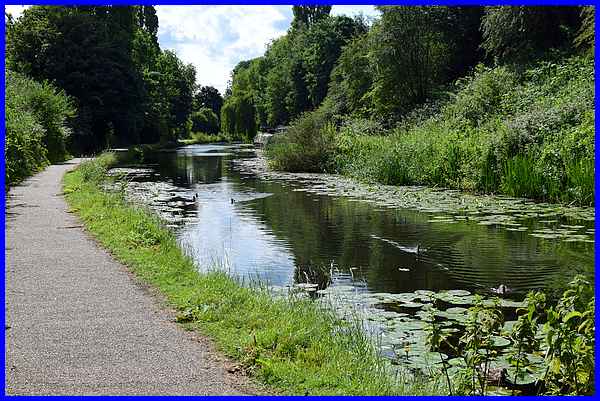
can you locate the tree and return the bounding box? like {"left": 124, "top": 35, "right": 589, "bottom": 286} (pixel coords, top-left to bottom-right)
{"left": 367, "top": 7, "right": 453, "bottom": 118}
{"left": 292, "top": 5, "right": 332, "bottom": 29}
{"left": 154, "top": 50, "right": 196, "bottom": 142}
{"left": 221, "top": 93, "right": 257, "bottom": 140}
{"left": 6, "top": 6, "right": 147, "bottom": 151}
{"left": 226, "top": 12, "right": 365, "bottom": 127}
{"left": 193, "top": 86, "right": 224, "bottom": 118}
{"left": 6, "top": 5, "right": 198, "bottom": 150}
{"left": 481, "top": 6, "right": 581, "bottom": 62}
{"left": 297, "top": 15, "right": 367, "bottom": 108}
{"left": 191, "top": 107, "right": 219, "bottom": 134}
{"left": 328, "top": 33, "right": 373, "bottom": 116}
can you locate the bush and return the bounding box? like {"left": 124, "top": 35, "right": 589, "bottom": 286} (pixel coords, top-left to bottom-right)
{"left": 328, "top": 54, "right": 594, "bottom": 205}
{"left": 191, "top": 107, "right": 219, "bottom": 135}
{"left": 5, "top": 69, "right": 75, "bottom": 186}
{"left": 5, "top": 103, "right": 47, "bottom": 186}
{"left": 267, "top": 110, "right": 337, "bottom": 173}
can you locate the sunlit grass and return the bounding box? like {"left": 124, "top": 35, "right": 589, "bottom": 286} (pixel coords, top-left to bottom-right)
{"left": 179, "top": 132, "right": 228, "bottom": 145}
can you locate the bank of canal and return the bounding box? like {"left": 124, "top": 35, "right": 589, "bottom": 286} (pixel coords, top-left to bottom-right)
{"left": 111, "top": 143, "right": 594, "bottom": 298}
{"left": 101, "top": 143, "right": 594, "bottom": 393}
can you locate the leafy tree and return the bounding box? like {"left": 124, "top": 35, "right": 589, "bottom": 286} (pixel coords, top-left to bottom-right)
{"left": 193, "top": 86, "right": 224, "bottom": 118}
{"left": 326, "top": 33, "right": 372, "bottom": 116}
{"left": 292, "top": 5, "right": 331, "bottom": 29}
{"left": 227, "top": 13, "right": 365, "bottom": 127}
{"left": 221, "top": 93, "right": 257, "bottom": 140}
{"left": 154, "top": 50, "right": 196, "bottom": 142}
{"left": 368, "top": 6, "right": 455, "bottom": 118}
{"left": 481, "top": 6, "right": 581, "bottom": 62}
{"left": 297, "top": 15, "right": 367, "bottom": 108}
{"left": 6, "top": 5, "right": 197, "bottom": 150}
{"left": 191, "top": 107, "right": 219, "bottom": 134}
{"left": 6, "top": 6, "right": 146, "bottom": 152}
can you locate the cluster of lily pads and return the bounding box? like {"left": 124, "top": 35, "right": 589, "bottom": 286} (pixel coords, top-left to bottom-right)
{"left": 271, "top": 283, "right": 546, "bottom": 392}
{"left": 105, "top": 168, "right": 199, "bottom": 227}
{"left": 234, "top": 153, "right": 594, "bottom": 245}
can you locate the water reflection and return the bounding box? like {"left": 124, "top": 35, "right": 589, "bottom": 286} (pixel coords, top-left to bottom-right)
{"left": 142, "top": 144, "right": 593, "bottom": 297}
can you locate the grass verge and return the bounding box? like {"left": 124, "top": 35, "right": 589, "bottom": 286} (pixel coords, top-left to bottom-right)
{"left": 179, "top": 132, "right": 228, "bottom": 145}
{"left": 62, "top": 154, "right": 439, "bottom": 395}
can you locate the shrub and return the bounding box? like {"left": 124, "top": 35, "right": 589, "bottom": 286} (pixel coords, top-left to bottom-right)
{"left": 267, "top": 110, "right": 337, "bottom": 173}
{"left": 191, "top": 107, "right": 219, "bottom": 135}
{"left": 5, "top": 103, "right": 47, "bottom": 186}
{"left": 327, "top": 54, "right": 594, "bottom": 205}
{"left": 444, "top": 64, "right": 517, "bottom": 127}
{"left": 5, "top": 69, "right": 75, "bottom": 186}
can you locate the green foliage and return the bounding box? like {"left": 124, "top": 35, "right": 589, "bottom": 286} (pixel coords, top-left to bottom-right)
{"left": 179, "top": 132, "right": 227, "bottom": 145}
{"left": 227, "top": 13, "right": 365, "bottom": 128}
{"left": 329, "top": 55, "right": 594, "bottom": 205}
{"left": 193, "top": 86, "right": 224, "bottom": 119}
{"left": 6, "top": 5, "right": 195, "bottom": 152}
{"left": 152, "top": 50, "right": 196, "bottom": 142}
{"left": 63, "top": 156, "right": 441, "bottom": 395}
{"left": 267, "top": 110, "right": 337, "bottom": 173}
{"left": 541, "top": 275, "right": 595, "bottom": 395}
{"left": 508, "top": 292, "right": 545, "bottom": 392}
{"left": 574, "top": 6, "right": 595, "bottom": 53}
{"left": 445, "top": 64, "right": 517, "bottom": 126}
{"left": 368, "top": 6, "right": 481, "bottom": 118}
{"left": 291, "top": 5, "right": 331, "bottom": 30}
{"left": 427, "top": 277, "right": 594, "bottom": 395}
{"left": 7, "top": 6, "right": 145, "bottom": 152}
{"left": 327, "top": 34, "right": 372, "bottom": 116}
{"left": 220, "top": 93, "right": 257, "bottom": 140}
{"left": 191, "top": 107, "right": 219, "bottom": 135}
{"left": 5, "top": 69, "right": 75, "bottom": 186}
{"left": 481, "top": 6, "right": 580, "bottom": 62}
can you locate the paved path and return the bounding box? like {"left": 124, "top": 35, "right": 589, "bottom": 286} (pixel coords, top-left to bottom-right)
{"left": 5, "top": 160, "right": 258, "bottom": 395}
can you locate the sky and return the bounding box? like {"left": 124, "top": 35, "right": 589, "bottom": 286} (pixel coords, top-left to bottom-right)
{"left": 5, "top": 5, "right": 380, "bottom": 94}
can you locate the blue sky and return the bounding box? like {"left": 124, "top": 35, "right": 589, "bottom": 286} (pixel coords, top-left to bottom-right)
{"left": 5, "top": 5, "right": 380, "bottom": 94}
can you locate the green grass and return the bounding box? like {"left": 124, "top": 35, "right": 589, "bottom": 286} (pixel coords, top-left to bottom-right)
{"left": 179, "top": 132, "right": 228, "bottom": 145}
{"left": 62, "top": 154, "right": 441, "bottom": 396}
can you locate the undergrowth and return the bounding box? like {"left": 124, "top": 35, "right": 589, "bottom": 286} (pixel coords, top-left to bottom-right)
{"left": 268, "top": 54, "right": 594, "bottom": 206}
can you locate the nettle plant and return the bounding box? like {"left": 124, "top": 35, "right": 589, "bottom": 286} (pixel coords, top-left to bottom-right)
{"left": 458, "top": 296, "right": 504, "bottom": 395}
{"left": 540, "top": 275, "right": 594, "bottom": 395}
{"left": 426, "top": 275, "right": 595, "bottom": 395}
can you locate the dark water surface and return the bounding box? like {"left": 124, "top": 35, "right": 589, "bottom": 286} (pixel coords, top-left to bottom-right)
{"left": 132, "top": 144, "right": 594, "bottom": 298}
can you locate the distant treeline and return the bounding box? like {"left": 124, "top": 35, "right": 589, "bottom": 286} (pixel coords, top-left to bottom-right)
{"left": 226, "top": 6, "right": 589, "bottom": 133}
{"left": 257, "top": 6, "right": 594, "bottom": 205}
{"left": 5, "top": 5, "right": 224, "bottom": 185}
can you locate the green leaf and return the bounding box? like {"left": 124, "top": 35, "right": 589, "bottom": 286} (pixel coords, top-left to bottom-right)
{"left": 562, "top": 311, "right": 582, "bottom": 323}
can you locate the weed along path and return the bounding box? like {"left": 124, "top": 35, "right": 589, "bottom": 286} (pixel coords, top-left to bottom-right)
{"left": 4, "top": 160, "right": 258, "bottom": 395}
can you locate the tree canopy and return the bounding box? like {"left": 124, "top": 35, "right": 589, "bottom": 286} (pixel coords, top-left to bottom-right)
{"left": 6, "top": 5, "right": 197, "bottom": 152}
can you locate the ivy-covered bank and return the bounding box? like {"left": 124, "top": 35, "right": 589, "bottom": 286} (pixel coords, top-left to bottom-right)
{"left": 62, "top": 154, "right": 439, "bottom": 396}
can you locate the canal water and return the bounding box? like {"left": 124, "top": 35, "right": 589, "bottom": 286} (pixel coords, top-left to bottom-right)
{"left": 120, "top": 143, "right": 594, "bottom": 299}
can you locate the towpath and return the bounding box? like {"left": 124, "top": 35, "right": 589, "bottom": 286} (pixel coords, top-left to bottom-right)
{"left": 5, "top": 160, "right": 258, "bottom": 395}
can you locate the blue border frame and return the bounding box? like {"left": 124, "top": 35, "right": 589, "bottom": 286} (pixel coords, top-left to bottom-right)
{"left": 1, "top": 1, "right": 597, "bottom": 398}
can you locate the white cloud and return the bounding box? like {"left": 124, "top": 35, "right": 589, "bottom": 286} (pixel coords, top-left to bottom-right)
{"left": 5, "top": 5, "right": 29, "bottom": 20}
{"left": 331, "top": 5, "right": 380, "bottom": 18}
{"left": 5, "top": 5, "right": 381, "bottom": 94}
{"left": 156, "top": 5, "right": 292, "bottom": 94}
